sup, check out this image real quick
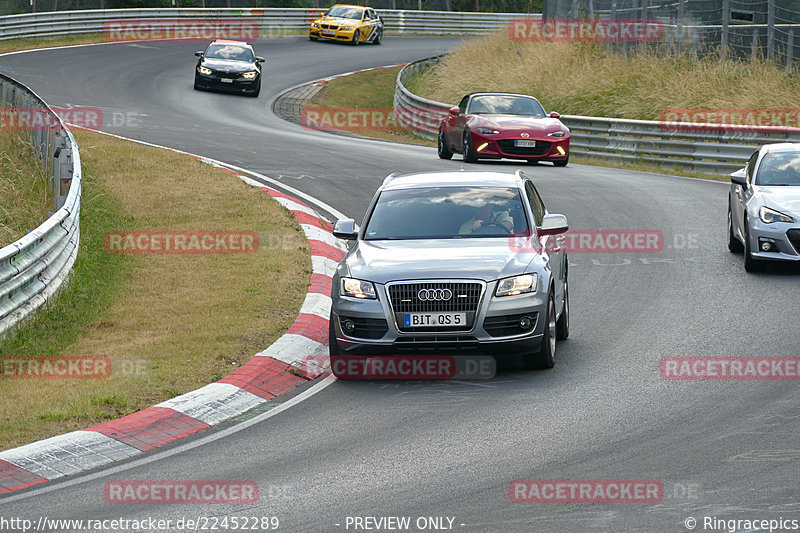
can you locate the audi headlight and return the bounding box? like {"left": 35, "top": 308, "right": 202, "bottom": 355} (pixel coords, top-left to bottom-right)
{"left": 759, "top": 206, "right": 794, "bottom": 224}
{"left": 198, "top": 66, "right": 212, "bottom": 75}
{"left": 341, "top": 277, "right": 377, "bottom": 299}
{"left": 242, "top": 71, "right": 258, "bottom": 79}
{"left": 495, "top": 274, "right": 537, "bottom": 297}
{"left": 476, "top": 127, "right": 499, "bottom": 135}
{"left": 547, "top": 130, "right": 566, "bottom": 137}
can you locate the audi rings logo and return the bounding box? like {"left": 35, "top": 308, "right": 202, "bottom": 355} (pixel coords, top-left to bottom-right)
{"left": 417, "top": 288, "right": 453, "bottom": 301}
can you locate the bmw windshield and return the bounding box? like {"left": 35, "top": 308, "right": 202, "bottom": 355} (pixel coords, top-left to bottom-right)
{"left": 204, "top": 44, "right": 254, "bottom": 62}
{"left": 325, "top": 6, "right": 363, "bottom": 19}
{"left": 363, "top": 186, "right": 529, "bottom": 240}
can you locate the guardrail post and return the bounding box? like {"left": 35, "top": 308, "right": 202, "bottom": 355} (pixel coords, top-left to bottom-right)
{"left": 721, "top": 0, "right": 729, "bottom": 58}
{"left": 767, "top": 0, "right": 775, "bottom": 60}
{"left": 752, "top": 28, "right": 760, "bottom": 58}
{"left": 676, "top": 0, "right": 684, "bottom": 54}
{"left": 788, "top": 29, "right": 795, "bottom": 69}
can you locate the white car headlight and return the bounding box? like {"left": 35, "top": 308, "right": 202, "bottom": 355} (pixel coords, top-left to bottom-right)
{"left": 198, "top": 66, "right": 212, "bottom": 75}
{"left": 341, "top": 277, "right": 377, "bottom": 299}
{"left": 495, "top": 274, "right": 537, "bottom": 297}
{"left": 547, "top": 130, "right": 566, "bottom": 137}
{"left": 242, "top": 71, "right": 258, "bottom": 79}
{"left": 759, "top": 206, "right": 794, "bottom": 224}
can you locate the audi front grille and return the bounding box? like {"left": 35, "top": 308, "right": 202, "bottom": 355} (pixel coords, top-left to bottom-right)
{"left": 387, "top": 281, "right": 483, "bottom": 333}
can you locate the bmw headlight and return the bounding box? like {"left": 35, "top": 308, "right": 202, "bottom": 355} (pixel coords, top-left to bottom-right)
{"left": 759, "top": 206, "right": 794, "bottom": 224}
{"left": 242, "top": 71, "right": 258, "bottom": 79}
{"left": 476, "top": 127, "right": 500, "bottom": 135}
{"left": 198, "top": 66, "right": 212, "bottom": 75}
{"left": 341, "top": 277, "right": 377, "bottom": 299}
{"left": 495, "top": 274, "right": 537, "bottom": 297}
{"left": 341, "top": 26, "right": 354, "bottom": 31}
{"left": 547, "top": 130, "right": 566, "bottom": 137}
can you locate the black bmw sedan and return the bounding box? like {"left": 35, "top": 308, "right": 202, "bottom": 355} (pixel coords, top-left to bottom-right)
{"left": 194, "top": 40, "right": 264, "bottom": 97}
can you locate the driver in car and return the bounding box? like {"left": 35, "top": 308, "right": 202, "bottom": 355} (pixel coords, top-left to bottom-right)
{"left": 459, "top": 204, "right": 513, "bottom": 235}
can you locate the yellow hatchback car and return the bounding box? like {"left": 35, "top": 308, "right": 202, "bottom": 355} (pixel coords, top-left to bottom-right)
{"left": 309, "top": 4, "right": 384, "bottom": 45}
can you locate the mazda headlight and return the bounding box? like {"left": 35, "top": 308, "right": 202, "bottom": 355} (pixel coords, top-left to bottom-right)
{"left": 242, "top": 71, "right": 258, "bottom": 79}
{"left": 759, "top": 206, "right": 794, "bottom": 224}
{"left": 198, "top": 66, "right": 212, "bottom": 75}
{"left": 341, "top": 277, "right": 377, "bottom": 299}
{"left": 495, "top": 274, "right": 537, "bottom": 297}
{"left": 547, "top": 130, "right": 566, "bottom": 137}
{"left": 476, "top": 127, "right": 499, "bottom": 135}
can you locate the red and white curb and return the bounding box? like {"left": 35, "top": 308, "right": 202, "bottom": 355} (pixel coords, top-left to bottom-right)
{"left": 0, "top": 142, "right": 346, "bottom": 495}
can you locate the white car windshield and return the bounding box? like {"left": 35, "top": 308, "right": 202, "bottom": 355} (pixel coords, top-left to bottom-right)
{"left": 364, "top": 186, "right": 529, "bottom": 240}
{"left": 756, "top": 152, "right": 800, "bottom": 186}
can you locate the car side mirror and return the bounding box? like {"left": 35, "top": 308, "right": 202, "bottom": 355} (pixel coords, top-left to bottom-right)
{"left": 333, "top": 219, "right": 359, "bottom": 240}
{"left": 195, "top": 51, "right": 203, "bottom": 57}
{"left": 550, "top": 111, "right": 561, "bottom": 119}
{"left": 538, "top": 213, "right": 569, "bottom": 236}
{"left": 256, "top": 57, "right": 265, "bottom": 63}
{"left": 730, "top": 168, "right": 748, "bottom": 188}
{"left": 449, "top": 106, "right": 460, "bottom": 117}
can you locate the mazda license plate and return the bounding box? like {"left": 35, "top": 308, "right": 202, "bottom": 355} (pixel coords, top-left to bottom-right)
{"left": 404, "top": 313, "right": 466, "bottom": 327}
{"left": 515, "top": 139, "right": 537, "bottom": 147}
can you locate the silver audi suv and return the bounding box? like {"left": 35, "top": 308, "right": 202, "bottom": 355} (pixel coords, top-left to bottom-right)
{"left": 329, "top": 170, "right": 569, "bottom": 372}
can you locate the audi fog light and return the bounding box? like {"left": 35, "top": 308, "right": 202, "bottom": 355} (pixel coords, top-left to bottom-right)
{"left": 496, "top": 274, "right": 537, "bottom": 297}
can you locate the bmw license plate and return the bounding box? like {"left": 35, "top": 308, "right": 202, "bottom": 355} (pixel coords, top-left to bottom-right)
{"left": 220, "top": 78, "right": 233, "bottom": 83}
{"left": 404, "top": 313, "right": 466, "bottom": 327}
{"left": 322, "top": 30, "right": 335, "bottom": 36}
{"left": 515, "top": 139, "right": 537, "bottom": 147}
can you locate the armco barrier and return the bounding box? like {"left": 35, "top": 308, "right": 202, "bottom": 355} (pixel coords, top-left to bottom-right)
{"left": 393, "top": 56, "right": 800, "bottom": 174}
{"left": 0, "top": 8, "right": 535, "bottom": 40}
{"left": 0, "top": 74, "right": 80, "bottom": 337}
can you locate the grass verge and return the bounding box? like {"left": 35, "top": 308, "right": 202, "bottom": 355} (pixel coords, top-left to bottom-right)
{"left": 0, "top": 130, "right": 52, "bottom": 246}
{"left": 410, "top": 31, "right": 800, "bottom": 121}
{"left": 0, "top": 130, "right": 309, "bottom": 451}
{"left": 305, "top": 66, "right": 434, "bottom": 146}
{"left": 0, "top": 33, "right": 107, "bottom": 56}
{"left": 305, "top": 33, "right": 790, "bottom": 180}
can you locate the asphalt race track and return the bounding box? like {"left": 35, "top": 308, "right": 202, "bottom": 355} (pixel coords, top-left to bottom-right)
{"left": 1, "top": 36, "right": 799, "bottom": 532}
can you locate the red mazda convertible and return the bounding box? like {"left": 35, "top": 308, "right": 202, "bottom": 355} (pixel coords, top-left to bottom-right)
{"left": 438, "top": 92, "right": 570, "bottom": 166}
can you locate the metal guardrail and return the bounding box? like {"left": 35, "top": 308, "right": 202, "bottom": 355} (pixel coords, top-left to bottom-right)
{"left": 0, "top": 74, "right": 81, "bottom": 337}
{"left": 0, "top": 8, "right": 536, "bottom": 40}
{"left": 393, "top": 56, "right": 800, "bottom": 174}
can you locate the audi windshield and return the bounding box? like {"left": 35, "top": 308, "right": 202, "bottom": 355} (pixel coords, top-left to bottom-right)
{"left": 363, "top": 186, "right": 530, "bottom": 240}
